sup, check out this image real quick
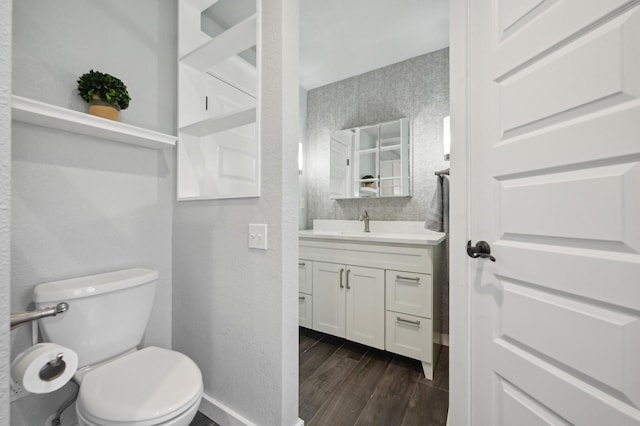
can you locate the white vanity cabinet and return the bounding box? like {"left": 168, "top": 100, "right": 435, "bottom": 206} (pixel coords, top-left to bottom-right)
{"left": 298, "top": 260, "right": 313, "bottom": 328}
{"left": 312, "top": 262, "right": 385, "bottom": 350}
{"left": 299, "top": 225, "right": 443, "bottom": 379}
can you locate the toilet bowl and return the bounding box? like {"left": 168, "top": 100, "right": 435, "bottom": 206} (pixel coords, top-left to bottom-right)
{"left": 75, "top": 347, "right": 202, "bottom": 426}
{"left": 34, "top": 269, "right": 203, "bottom": 426}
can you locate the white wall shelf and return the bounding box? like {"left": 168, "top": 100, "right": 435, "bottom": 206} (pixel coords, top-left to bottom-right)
{"left": 12, "top": 95, "right": 176, "bottom": 150}
{"left": 177, "top": 0, "right": 260, "bottom": 201}
{"left": 180, "top": 14, "right": 257, "bottom": 72}
{"left": 183, "top": 0, "right": 219, "bottom": 12}
{"left": 179, "top": 105, "right": 256, "bottom": 137}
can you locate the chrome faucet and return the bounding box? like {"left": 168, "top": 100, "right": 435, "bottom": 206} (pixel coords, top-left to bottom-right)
{"left": 359, "top": 210, "right": 370, "bottom": 232}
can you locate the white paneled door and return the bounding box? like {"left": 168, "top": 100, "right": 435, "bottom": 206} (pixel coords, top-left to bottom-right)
{"left": 468, "top": 1, "right": 640, "bottom": 424}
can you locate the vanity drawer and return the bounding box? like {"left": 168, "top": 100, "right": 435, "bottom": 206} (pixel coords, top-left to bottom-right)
{"left": 298, "top": 260, "right": 313, "bottom": 294}
{"left": 385, "top": 311, "right": 432, "bottom": 363}
{"left": 299, "top": 293, "right": 313, "bottom": 328}
{"left": 385, "top": 270, "right": 432, "bottom": 318}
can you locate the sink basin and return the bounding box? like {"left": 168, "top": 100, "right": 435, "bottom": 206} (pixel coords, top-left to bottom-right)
{"left": 299, "top": 220, "right": 445, "bottom": 245}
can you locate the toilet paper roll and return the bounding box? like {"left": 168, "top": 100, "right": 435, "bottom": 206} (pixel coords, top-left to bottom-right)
{"left": 11, "top": 343, "right": 78, "bottom": 394}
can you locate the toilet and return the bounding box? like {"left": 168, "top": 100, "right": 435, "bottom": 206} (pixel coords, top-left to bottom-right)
{"left": 34, "top": 268, "right": 203, "bottom": 426}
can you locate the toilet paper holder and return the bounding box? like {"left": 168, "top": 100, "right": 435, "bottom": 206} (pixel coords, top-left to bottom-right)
{"left": 39, "top": 353, "right": 67, "bottom": 381}
{"left": 10, "top": 302, "right": 69, "bottom": 330}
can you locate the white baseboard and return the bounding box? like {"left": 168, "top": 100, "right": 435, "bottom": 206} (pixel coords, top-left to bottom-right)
{"left": 434, "top": 332, "right": 450, "bottom": 347}
{"left": 199, "top": 393, "right": 304, "bottom": 426}
{"left": 199, "top": 393, "right": 257, "bottom": 426}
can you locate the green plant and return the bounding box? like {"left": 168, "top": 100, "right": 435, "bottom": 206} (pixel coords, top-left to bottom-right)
{"left": 77, "top": 70, "right": 131, "bottom": 110}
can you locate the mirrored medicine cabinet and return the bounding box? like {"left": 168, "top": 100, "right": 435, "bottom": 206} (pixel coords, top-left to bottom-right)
{"left": 330, "top": 118, "right": 411, "bottom": 199}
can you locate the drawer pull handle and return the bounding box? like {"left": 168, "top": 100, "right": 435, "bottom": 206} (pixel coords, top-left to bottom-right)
{"left": 298, "top": 262, "right": 306, "bottom": 267}
{"left": 339, "top": 268, "right": 345, "bottom": 288}
{"left": 396, "top": 275, "right": 420, "bottom": 283}
{"left": 299, "top": 296, "right": 306, "bottom": 300}
{"left": 397, "top": 316, "right": 421, "bottom": 327}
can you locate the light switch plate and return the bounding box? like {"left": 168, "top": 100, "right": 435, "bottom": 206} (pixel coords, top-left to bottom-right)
{"left": 248, "top": 224, "right": 268, "bottom": 250}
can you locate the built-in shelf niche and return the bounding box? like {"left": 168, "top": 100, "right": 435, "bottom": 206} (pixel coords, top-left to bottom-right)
{"left": 180, "top": 14, "right": 257, "bottom": 73}
{"left": 11, "top": 95, "right": 176, "bottom": 150}
{"left": 177, "top": 0, "right": 260, "bottom": 201}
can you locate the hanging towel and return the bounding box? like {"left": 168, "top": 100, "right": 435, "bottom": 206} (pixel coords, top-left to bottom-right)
{"left": 425, "top": 175, "right": 450, "bottom": 338}
{"left": 425, "top": 175, "right": 449, "bottom": 233}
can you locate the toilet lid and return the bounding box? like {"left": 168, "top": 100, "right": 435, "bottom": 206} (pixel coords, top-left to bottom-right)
{"left": 77, "top": 346, "right": 203, "bottom": 425}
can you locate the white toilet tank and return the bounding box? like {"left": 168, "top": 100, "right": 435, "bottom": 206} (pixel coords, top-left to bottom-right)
{"left": 34, "top": 269, "right": 158, "bottom": 368}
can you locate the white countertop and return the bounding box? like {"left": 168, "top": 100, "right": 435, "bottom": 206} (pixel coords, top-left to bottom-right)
{"left": 299, "top": 220, "right": 446, "bottom": 246}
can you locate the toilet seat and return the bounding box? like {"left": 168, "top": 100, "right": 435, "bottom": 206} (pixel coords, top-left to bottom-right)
{"left": 76, "top": 346, "right": 203, "bottom": 426}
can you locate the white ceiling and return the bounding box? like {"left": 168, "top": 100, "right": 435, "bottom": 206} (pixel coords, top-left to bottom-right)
{"left": 299, "top": 0, "right": 449, "bottom": 90}
{"left": 204, "top": 0, "right": 450, "bottom": 91}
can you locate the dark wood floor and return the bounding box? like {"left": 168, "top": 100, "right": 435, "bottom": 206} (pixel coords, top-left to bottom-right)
{"left": 299, "top": 327, "right": 449, "bottom": 426}
{"left": 191, "top": 328, "right": 448, "bottom": 426}
{"left": 190, "top": 411, "right": 219, "bottom": 426}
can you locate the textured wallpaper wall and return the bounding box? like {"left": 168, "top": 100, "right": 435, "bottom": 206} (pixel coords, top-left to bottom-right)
{"left": 304, "top": 48, "right": 451, "bottom": 334}
{"left": 305, "top": 48, "right": 450, "bottom": 223}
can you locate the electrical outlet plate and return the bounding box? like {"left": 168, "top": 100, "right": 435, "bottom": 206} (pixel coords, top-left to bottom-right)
{"left": 10, "top": 377, "right": 29, "bottom": 402}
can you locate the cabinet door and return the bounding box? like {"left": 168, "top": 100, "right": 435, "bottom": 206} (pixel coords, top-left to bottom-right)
{"left": 298, "top": 259, "right": 313, "bottom": 294}
{"left": 312, "top": 262, "right": 346, "bottom": 338}
{"left": 298, "top": 293, "right": 313, "bottom": 329}
{"left": 385, "top": 270, "right": 432, "bottom": 318}
{"left": 385, "top": 311, "right": 433, "bottom": 372}
{"left": 345, "top": 266, "right": 385, "bottom": 350}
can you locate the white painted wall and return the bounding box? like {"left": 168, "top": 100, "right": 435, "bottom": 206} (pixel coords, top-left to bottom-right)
{"left": 12, "top": 0, "right": 176, "bottom": 135}
{"left": 10, "top": 2, "right": 176, "bottom": 425}
{"left": 172, "top": 0, "right": 300, "bottom": 424}
{"left": 0, "top": 0, "right": 11, "bottom": 424}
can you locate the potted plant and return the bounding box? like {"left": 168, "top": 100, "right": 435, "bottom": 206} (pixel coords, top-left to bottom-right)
{"left": 77, "top": 70, "right": 131, "bottom": 121}
{"left": 361, "top": 175, "right": 375, "bottom": 187}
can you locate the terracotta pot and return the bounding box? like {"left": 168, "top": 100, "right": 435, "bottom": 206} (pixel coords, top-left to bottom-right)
{"left": 88, "top": 96, "right": 120, "bottom": 121}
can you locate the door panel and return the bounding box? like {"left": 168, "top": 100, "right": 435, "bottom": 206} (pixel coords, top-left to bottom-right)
{"left": 312, "top": 262, "right": 345, "bottom": 338}
{"left": 298, "top": 259, "right": 313, "bottom": 294}
{"left": 298, "top": 294, "right": 313, "bottom": 329}
{"left": 499, "top": 164, "right": 635, "bottom": 243}
{"left": 494, "top": 0, "right": 634, "bottom": 75}
{"left": 501, "top": 279, "right": 640, "bottom": 406}
{"left": 470, "top": 1, "right": 640, "bottom": 424}
{"left": 499, "top": 379, "right": 571, "bottom": 426}
{"left": 345, "top": 266, "right": 384, "bottom": 349}
{"left": 494, "top": 341, "right": 640, "bottom": 426}
{"left": 499, "top": 15, "right": 638, "bottom": 136}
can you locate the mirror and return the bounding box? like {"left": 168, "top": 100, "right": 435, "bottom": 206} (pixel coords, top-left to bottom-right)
{"left": 330, "top": 118, "right": 411, "bottom": 199}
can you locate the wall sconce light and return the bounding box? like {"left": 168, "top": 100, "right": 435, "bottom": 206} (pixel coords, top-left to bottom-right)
{"left": 443, "top": 115, "right": 450, "bottom": 161}
{"left": 298, "top": 142, "right": 303, "bottom": 174}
